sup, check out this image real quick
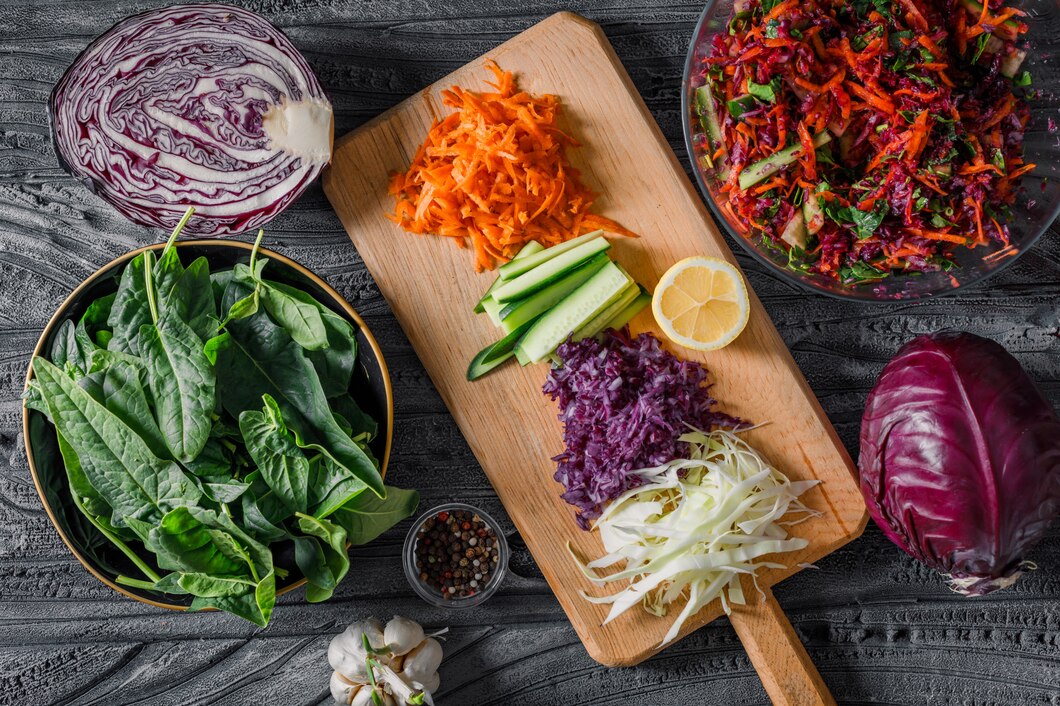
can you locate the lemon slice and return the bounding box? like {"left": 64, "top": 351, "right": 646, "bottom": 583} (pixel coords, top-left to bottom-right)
{"left": 652, "top": 256, "right": 750, "bottom": 351}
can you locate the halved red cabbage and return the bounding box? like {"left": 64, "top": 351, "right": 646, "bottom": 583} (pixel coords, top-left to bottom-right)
{"left": 49, "top": 3, "right": 333, "bottom": 235}
{"left": 860, "top": 332, "right": 1060, "bottom": 595}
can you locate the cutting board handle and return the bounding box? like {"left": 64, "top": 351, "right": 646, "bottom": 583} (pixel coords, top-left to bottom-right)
{"left": 728, "top": 586, "right": 836, "bottom": 706}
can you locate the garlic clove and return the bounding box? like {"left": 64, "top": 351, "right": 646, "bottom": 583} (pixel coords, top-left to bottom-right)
{"left": 400, "top": 638, "right": 443, "bottom": 683}
{"left": 329, "top": 617, "right": 384, "bottom": 680}
{"left": 358, "top": 617, "right": 387, "bottom": 651}
{"left": 328, "top": 636, "right": 369, "bottom": 681}
{"left": 408, "top": 671, "right": 441, "bottom": 694}
{"left": 388, "top": 653, "right": 407, "bottom": 672}
{"left": 384, "top": 616, "right": 426, "bottom": 656}
{"left": 350, "top": 686, "right": 387, "bottom": 706}
{"left": 330, "top": 673, "right": 365, "bottom": 705}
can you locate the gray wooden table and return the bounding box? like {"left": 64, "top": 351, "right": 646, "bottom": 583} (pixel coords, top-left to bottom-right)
{"left": 2, "top": 1, "right": 1059, "bottom": 704}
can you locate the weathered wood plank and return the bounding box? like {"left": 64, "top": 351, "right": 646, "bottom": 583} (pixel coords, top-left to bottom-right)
{"left": 0, "top": 0, "right": 1058, "bottom": 703}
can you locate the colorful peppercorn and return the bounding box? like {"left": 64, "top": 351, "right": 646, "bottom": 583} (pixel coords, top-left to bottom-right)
{"left": 413, "top": 509, "right": 500, "bottom": 600}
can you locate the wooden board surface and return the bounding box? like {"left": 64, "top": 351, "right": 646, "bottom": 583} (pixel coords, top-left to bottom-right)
{"left": 323, "top": 10, "right": 867, "bottom": 666}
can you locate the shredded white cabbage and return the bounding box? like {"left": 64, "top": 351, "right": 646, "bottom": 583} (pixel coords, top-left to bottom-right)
{"left": 570, "top": 428, "right": 820, "bottom": 646}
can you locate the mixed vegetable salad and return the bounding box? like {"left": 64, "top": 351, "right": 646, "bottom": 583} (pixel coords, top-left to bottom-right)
{"left": 691, "top": 0, "right": 1035, "bottom": 283}
{"left": 25, "top": 215, "right": 418, "bottom": 626}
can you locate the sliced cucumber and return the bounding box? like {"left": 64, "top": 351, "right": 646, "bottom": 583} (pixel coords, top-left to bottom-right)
{"left": 572, "top": 281, "right": 641, "bottom": 341}
{"left": 1000, "top": 48, "right": 1027, "bottom": 78}
{"left": 803, "top": 186, "right": 824, "bottom": 236}
{"left": 780, "top": 211, "right": 808, "bottom": 249}
{"left": 602, "top": 287, "right": 651, "bottom": 332}
{"left": 805, "top": 189, "right": 822, "bottom": 236}
{"left": 467, "top": 322, "right": 533, "bottom": 381}
{"left": 491, "top": 237, "right": 611, "bottom": 303}
{"left": 738, "top": 132, "right": 832, "bottom": 191}
{"left": 473, "top": 241, "right": 543, "bottom": 313}
{"left": 482, "top": 296, "right": 505, "bottom": 326}
{"left": 514, "top": 261, "right": 632, "bottom": 365}
{"left": 496, "top": 231, "right": 602, "bottom": 281}
{"left": 498, "top": 254, "right": 609, "bottom": 334}
{"left": 696, "top": 85, "right": 725, "bottom": 158}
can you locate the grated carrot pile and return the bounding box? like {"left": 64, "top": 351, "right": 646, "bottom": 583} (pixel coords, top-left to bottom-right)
{"left": 388, "top": 60, "right": 636, "bottom": 272}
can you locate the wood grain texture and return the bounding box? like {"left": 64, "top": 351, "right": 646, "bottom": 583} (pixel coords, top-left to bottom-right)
{"left": 0, "top": 0, "right": 1058, "bottom": 704}
{"left": 322, "top": 10, "right": 865, "bottom": 668}
{"left": 730, "top": 586, "right": 836, "bottom": 706}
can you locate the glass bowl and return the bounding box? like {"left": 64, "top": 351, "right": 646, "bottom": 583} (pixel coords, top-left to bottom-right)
{"left": 402, "top": 502, "right": 509, "bottom": 608}
{"left": 681, "top": 0, "right": 1060, "bottom": 301}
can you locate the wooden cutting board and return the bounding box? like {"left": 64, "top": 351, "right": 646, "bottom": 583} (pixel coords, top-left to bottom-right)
{"left": 323, "top": 9, "right": 867, "bottom": 684}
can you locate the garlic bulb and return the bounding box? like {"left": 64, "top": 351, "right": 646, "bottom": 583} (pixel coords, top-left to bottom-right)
{"left": 329, "top": 616, "right": 445, "bottom": 706}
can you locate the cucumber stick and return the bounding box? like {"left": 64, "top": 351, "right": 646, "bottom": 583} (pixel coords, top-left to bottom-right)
{"left": 466, "top": 321, "right": 533, "bottom": 381}
{"left": 738, "top": 132, "right": 832, "bottom": 191}
{"left": 696, "top": 85, "right": 725, "bottom": 154}
{"left": 491, "top": 237, "right": 610, "bottom": 303}
{"left": 603, "top": 287, "right": 651, "bottom": 331}
{"left": 473, "top": 241, "right": 543, "bottom": 314}
{"left": 499, "top": 255, "right": 609, "bottom": 334}
{"left": 514, "top": 261, "right": 632, "bottom": 365}
{"left": 572, "top": 281, "right": 641, "bottom": 341}
{"left": 496, "top": 230, "right": 602, "bottom": 281}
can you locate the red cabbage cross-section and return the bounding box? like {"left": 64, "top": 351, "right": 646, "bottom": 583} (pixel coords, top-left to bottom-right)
{"left": 50, "top": 3, "right": 334, "bottom": 235}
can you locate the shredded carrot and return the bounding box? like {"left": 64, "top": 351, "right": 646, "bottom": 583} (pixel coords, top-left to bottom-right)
{"left": 1005, "top": 163, "right": 1037, "bottom": 181}
{"left": 388, "top": 61, "right": 636, "bottom": 271}
{"left": 906, "top": 111, "right": 932, "bottom": 163}
{"left": 845, "top": 80, "right": 895, "bottom": 114}
{"left": 908, "top": 228, "right": 970, "bottom": 244}
{"left": 797, "top": 121, "right": 818, "bottom": 181}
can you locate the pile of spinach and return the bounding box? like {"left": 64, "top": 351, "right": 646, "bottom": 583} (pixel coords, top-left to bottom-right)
{"left": 25, "top": 213, "right": 418, "bottom": 626}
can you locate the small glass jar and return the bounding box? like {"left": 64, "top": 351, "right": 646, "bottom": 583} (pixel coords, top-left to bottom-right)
{"left": 402, "top": 502, "right": 509, "bottom": 609}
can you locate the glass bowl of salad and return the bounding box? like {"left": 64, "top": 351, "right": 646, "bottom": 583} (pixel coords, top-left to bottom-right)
{"left": 682, "top": 0, "right": 1060, "bottom": 300}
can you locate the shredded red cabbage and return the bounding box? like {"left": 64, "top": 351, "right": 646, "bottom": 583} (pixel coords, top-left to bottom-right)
{"left": 543, "top": 329, "right": 740, "bottom": 528}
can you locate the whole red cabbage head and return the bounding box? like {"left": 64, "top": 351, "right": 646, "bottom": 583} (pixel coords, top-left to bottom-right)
{"left": 860, "top": 331, "right": 1060, "bottom": 595}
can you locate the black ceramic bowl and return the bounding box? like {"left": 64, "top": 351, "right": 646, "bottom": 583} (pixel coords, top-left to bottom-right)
{"left": 22, "top": 240, "right": 393, "bottom": 611}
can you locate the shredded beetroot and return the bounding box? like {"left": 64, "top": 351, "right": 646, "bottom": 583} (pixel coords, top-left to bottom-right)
{"left": 543, "top": 329, "right": 740, "bottom": 528}
{"left": 692, "top": 0, "right": 1035, "bottom": 284}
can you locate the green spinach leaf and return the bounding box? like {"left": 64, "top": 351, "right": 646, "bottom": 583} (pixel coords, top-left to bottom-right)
{"left": 331, "top": 486, "right": 420, "bottom": 546}
{"left": 138, "top": 311, "right": 216, "bottom": 462}
{"left": 293, "top": 512, "right": 349, "bottom": 602}
{"left": 149, "top": 506, "right": 250, "bottom": 576}
{"left": 107, "top": 253, "right": 153, "bottom": 356}
{"left": 203, "top": 332, "right": 231, "bottom": 366}
{"left": 239, "top": 471, "right": 291, "bottom": 542}
{"left": 78, "top": 355, "right": 170, "bottom": 460}
{"left": 33, "top": 357, "right": 201, "bottom": 526}
{"left": 217, "top": 282, "right": 383, "bottom": 498}
{"left": 153, "top": 571, "right": 256, "bottom": 598}
{"left": 50, "top": 320, "right": 88, "bottom": 374}
{"left": 191, "top": 569, "right": 275, "bottom": 627}
{"left": 239, "top": 394, "right": 310, "bottom": 514}
{"left": 307, "top": 456, "right": 368, "bottom": 519}
{"left": 263, "top": 280, "right": 357, "bottom": 397}
{"left": 234, "top": 264, "right": 328, "bottom": 351}
{"left": 162, "top": 256, "right": 215, "bottom": 342}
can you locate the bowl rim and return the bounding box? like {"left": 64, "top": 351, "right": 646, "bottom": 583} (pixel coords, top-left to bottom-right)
{"left": 21, "top": 238, "right": 394, "bottom": 612}
{"left": 678, "top": 0, "right": 1055, "bottom": 302}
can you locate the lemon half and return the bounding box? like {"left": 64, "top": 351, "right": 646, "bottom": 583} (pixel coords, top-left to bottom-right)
{"left": 651, "top": 256, "right": 750, "bottom": 351}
